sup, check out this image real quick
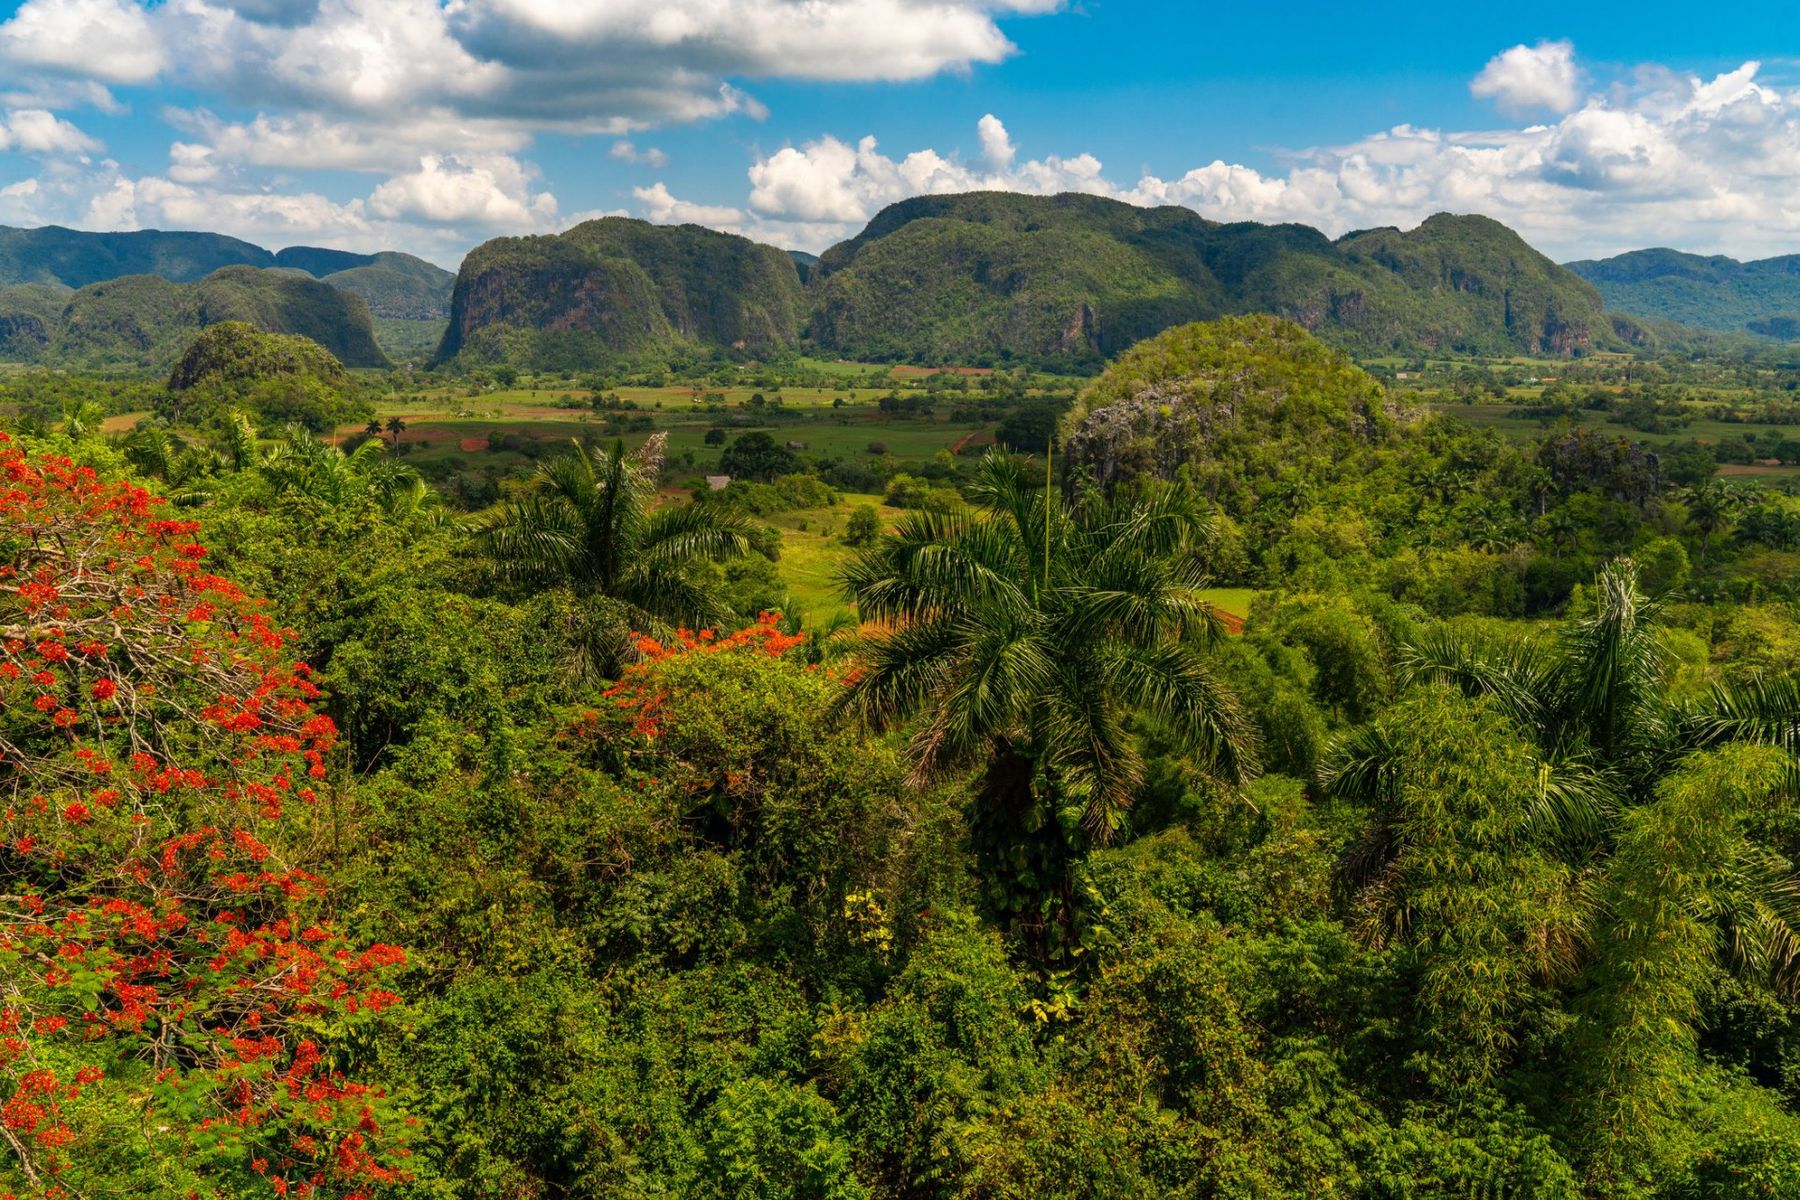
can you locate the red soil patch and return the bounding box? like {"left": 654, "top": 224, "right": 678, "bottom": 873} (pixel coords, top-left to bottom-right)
{"left": 949, "top": 430, "right": 997, "bottom": 456}
{"left": 1209, "top": 606, "right": 1247, "bottom": 636}
{"left": 1718, "top": 463, "right": 1796, "bottom": 476}
{"left": 890, "top": 365, "right": 994, "bottom": 378}
{"left": 458, "top": 436, "right": 488, "bottom": 453}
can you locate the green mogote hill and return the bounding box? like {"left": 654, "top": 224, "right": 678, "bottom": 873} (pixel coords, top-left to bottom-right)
{"left": 436, "top": 216, "right": 807, "bottom": 367}
{"left": 1568, "top": 246, "right": 1800, "bottom": 339}
{"left": 1064, "top": 315, "right": 1408, "bottom": 505}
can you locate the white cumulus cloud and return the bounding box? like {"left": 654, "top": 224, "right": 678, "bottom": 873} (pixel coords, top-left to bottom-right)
{"left": 0, "top": 0, "right": 166, "bottom": 86}
{"left": 1471, "top": 40, "right": 1581, "bottom": 115}
{"left": 368, "top": 153, "right": 557, "bottom": 226}
{"left": 695, "top": 55, "right": 1800, "bottom": 261}
{"left": 0, "top": 108, "right": 100, "bottom": 156}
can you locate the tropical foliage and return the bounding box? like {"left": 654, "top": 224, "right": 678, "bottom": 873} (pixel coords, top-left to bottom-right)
{"left": 5, "top": 308, "right": 1800, "bottom": 1197}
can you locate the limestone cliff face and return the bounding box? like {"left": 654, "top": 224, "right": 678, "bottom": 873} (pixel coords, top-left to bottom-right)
{"left": 437, "top": 217, "right": 805, "bottom": 364}
{"left": 1063, "top": 315, "right": 1403, "bottom": 499}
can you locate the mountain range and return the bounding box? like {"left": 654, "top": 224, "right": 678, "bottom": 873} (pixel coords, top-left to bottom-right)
{"left": 4, "top": 200, "right": 1797, "bottom": 374}
{"left": 0, "top": 225, "right": 455, "bottom": 320}
{"left": 1565, "top": 248, "right": 1800, "bottom": 339}
{"left": 0, "top": 225, "right": 456, "bottom": 369}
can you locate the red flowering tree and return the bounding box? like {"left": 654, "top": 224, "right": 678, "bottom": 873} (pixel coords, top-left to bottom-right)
{"left": 597, "top": 612, "right": 808, "bottom": 739}
{"left": 0, "top": 433, "right": 413, "bottom": 1198}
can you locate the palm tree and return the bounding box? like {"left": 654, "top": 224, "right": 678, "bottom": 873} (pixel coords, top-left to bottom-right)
{"left": 1323, "top": 558, "right": 1800, "bottom": 1162}
{"left": 384, "top": 415, "right": 408, "bottom": 450}
{"left": 218, "top": 409, "right": 260, "bottom": 473}
{"left": 259, "top": 425, "right": 393, "bottom": 504}
{"left": 477, "top": 434, "right": 750, "bottom": 631}
{"left": 1680, "top": 479, "right": 1741, "bottom": 564}
{"left": 1536, "top": 507, "right": 1579, "bottom": 561}
{"left": 837, "top": 451, "right": 1256, "bottom": 943}
{"left": 60, "top": 399, "right": 105, "bottom": 440}
{"left": 123, "top": 423, "right": 188, "bottom": 482}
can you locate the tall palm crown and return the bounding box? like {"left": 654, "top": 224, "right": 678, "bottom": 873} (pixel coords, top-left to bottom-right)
{"left": 1363, "top": 558, "right": 1798, "bottom": 792}
{"left": 478, "top": 434, "right": 750, "bottom": 629}
{"left": 838, "top": 450, "right": 1256, "bottom": 840}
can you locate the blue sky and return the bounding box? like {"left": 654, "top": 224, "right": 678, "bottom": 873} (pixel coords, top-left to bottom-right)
{"left": 1, "top": 0, "right": 1798, "bottom": 266}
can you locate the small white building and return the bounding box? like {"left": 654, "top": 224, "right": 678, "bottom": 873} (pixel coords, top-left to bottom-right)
{"left": 706, "top": 475, "right": 732, "bottom": 491}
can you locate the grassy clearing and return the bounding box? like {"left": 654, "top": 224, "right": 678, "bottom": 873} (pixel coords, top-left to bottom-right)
{"left": 766, "top": 494, "right": 903, "bottom": 625}
{"left": 1198, "top": 588, "right": 1257, "bottom": 620}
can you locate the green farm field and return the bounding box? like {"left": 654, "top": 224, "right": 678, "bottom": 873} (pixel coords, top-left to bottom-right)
{"left": 342, "top": 391, "right": 994, "bottom": 479}
{"left": 1432, "top": 400, "right": 1800, "bottom": 486}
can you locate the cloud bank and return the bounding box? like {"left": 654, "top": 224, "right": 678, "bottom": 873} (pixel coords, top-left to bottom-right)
{"left": 0, "top": 14, "right": 1797, "bottom": 266}
{"left": 649, "top": 52, "right": 1800, "bottom": 259}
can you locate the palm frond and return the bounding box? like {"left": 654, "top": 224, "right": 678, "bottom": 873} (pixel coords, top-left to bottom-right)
{"left": 1398, "top": 624, "right": 1552, "bottom": 731}
{"left": 1099, "top": 641, "right": 1258, "bottom": 786}
{"left": 1678, "top": 674, "right": 1800, "bottom": 756}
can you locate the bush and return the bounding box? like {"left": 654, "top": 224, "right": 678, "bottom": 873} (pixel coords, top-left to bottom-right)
{"left": 844, "top": 504, "right": 881, "bottom": 547}
{"left": 722, "top": 473, "right": 839, "bottom": 516}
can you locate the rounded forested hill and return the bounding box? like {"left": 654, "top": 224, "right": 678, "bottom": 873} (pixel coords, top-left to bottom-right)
{"left": 807, "top": 192, "right": 1226, "bottom": 367}
{"left": 316, "top": 252, "right": 455, "bottom": 320}
{"left": 1333, "top": 214, "right": 1620, "bottom": 356}
{"left": 1063, "top": 315, "right": 1409, "bottom": 509}
{"left": 437, "top": 216, "right": 805, "bottom": 366}
{"left": 167, "top": 320, "right": 352, "bottom": 392}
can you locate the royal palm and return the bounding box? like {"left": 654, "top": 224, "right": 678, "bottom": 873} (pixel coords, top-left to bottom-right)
{"left": 478, "top": 434, "right": 749, "bottom": 630}
{"left": 838, "top": 450, "right": 1256, "bottom": 943}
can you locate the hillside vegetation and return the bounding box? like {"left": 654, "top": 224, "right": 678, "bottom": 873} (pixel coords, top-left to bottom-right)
{"left": 1568, "top": 247, "right": 1800, "bottom": 337}
{"left": 805, "top": 194, "right": 1625, "bottom": 366}
{"left": 438, "top": 216, "right": 806, "bottom": 366}
{"left": 0, "top": 227, "right": 448, "bottom": 365}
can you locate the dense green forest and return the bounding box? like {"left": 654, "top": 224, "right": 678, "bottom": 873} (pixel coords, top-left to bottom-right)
{"left": 4, "top": 312, "right": 1800, "bottom": 1198}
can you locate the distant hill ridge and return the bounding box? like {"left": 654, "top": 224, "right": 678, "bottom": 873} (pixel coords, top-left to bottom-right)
{"left": 11, "top": 202, "right": 1778, "bottom": 372}
{"left": 0, "top": 225, "right": 454, "bottom": 321}
{"left": 437, "top": 193, "right": 1639, "bottom": 369}
{"left": 1566, "top": 247, "right": 1800, "bottom": 338}
{"left": 0, "top": 265, "right": 388, "bottom": 369}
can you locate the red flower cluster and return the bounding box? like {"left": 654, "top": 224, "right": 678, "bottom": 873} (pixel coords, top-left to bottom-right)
{"left": 599, "top": 611, "right": 806, "bottom": 738}
{"left": 0, "top": 434, "right": 414, "bottom": 1197}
